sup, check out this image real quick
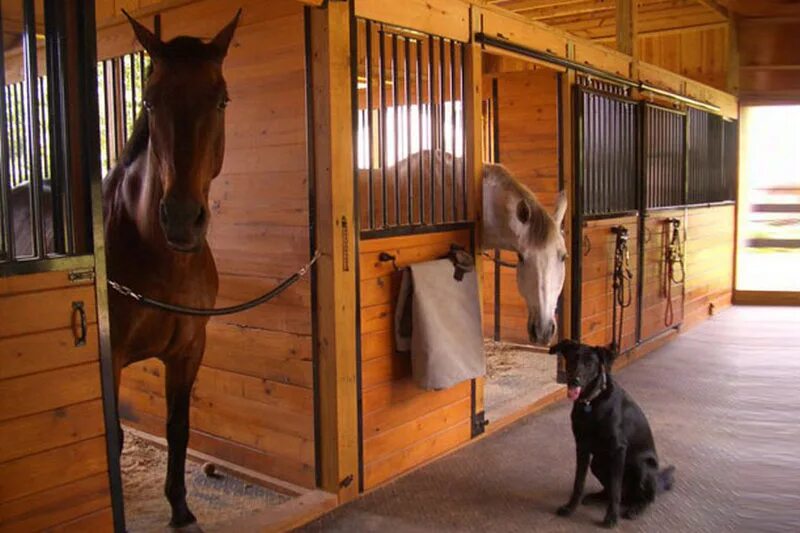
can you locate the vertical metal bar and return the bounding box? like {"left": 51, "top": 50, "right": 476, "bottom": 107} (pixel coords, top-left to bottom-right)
{"left": 491, "top": 78, "right": 501, "bottom": 340}
{"left": 450, "top": 39, "right": 457, "bottom": 221}
{"left": 439, "top": 38, "right": 446, "bottom": 221}
{"left": 365, "top": 21, "right": 374, "bottom": 230}
{"left": 120, "top": 57, "right": 129, "bottom": 143}
{"left": 23, "top": 0, "right": 45, "bottom": 257}
{"left": 138, "top": 51, "right": 146, "bottom": 96}
{"left": 416, "top": 40, "right": 423, "bottom": 224}
{"left": 460, "top": 44, "right": 467, "bottom": 220}
{"left": 8, "top": 86, "right": 19, "bottom": 187}
{"left": 379, "top": 29, "right": 387, "bottom": 228}
{"left": 0, "top": 13, "right": 14, "bottom": 261}
{"left": 391, "top": 34, "right": 399, "bottom": 226}
{"left": 103, "top": 61, "right": 112, "bottom": 174}
{"left": 405, "top": 37, "right": 412, "bottom": 226}
{"left": 428, "top": 36, "right": 435, "bottom": 224}
{"left": 44, "top": 0, "right": 71, "bottom": 254}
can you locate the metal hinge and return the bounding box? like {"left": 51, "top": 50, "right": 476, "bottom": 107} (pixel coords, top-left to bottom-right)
{"left": 471, "top": 411, "right": 489, "bottom": 438}
{"left": 68, "top": 268, "right": 95, "bottom": 283}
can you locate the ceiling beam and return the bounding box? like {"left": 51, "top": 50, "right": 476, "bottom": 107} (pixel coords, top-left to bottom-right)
{"left": 696, "top": 0, "right": 729, "bottom": 19}
{"left": 617, "top": 0, "right": 638, "bottom": 56}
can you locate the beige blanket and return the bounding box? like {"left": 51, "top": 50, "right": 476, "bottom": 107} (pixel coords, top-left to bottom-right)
{"left": 395, "top": 258, "right": 485, "bottom": 391}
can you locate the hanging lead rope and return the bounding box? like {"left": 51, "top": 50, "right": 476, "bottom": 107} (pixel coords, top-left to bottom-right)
{"left": 611, "top": 226, "right": 633, "bottom": 354}
{"left": 481, "top": 251, "right": 519, "bottom": 269}
{"left": 108, "top": 251, "right": 320, "bottom": 316}
{"left": 664, "top": 218, "right": 685, "bottom": 327}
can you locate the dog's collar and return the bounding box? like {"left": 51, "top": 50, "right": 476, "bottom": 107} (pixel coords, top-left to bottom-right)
{"left": 578, "top": 367, "right": 607, "bottom": 412}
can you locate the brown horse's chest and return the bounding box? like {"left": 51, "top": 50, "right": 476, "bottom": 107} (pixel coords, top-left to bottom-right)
{"left": 106, "top": 229, "right": 218, "bottom": 364}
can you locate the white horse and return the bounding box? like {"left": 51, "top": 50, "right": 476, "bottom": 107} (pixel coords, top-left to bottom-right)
{"left": 482, "top": 163, "right": 568, "bottom": 345}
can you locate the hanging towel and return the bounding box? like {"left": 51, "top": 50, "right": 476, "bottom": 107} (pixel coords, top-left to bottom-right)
{"left": 394, "top": 254, "right": 485, "bottom": 391}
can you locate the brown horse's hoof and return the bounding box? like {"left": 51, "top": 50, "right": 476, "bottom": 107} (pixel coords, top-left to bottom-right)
{"left": 169, "top": 508, "right": 197, "bottom": 529}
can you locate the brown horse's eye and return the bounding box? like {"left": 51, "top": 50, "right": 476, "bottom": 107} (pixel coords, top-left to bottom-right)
{"left": 143, "top": 99, "right": 153, "bottom": 112}
{"left": 218, "top": 96, "right": 230, "bottom": 110}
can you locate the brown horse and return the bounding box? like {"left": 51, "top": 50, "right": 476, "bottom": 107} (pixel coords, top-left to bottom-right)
{"left": 105, "top": 12, "right": 239, "bottom": 527}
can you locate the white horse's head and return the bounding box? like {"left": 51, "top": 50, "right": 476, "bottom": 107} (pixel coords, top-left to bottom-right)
{"left": 511, "top": 192, "right": 568, "bottom": 345}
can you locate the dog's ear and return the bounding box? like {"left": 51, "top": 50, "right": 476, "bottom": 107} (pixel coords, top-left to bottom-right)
{"left": 595, "top": 345, "right": 618, "bottom": 369}
{"left": 549, "top": 339, "right": 580, "bottom": 356}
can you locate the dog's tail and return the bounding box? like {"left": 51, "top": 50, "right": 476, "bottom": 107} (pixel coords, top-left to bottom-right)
{"left": 656, "top": 465, "right": 676, "bottom": 493}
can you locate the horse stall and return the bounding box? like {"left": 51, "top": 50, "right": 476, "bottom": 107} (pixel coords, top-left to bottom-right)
{"left": 1, "top": 0, "right": 744, "bottom": 531}
{"left": 479, "top": 50, "right": 565, "bottom": 422}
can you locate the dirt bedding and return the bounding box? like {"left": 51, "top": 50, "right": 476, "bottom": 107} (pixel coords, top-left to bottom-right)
{"left": 121, "top": 431, "right": 289, "bottom": 532}
{"left": 484, "top": 340, "right": 563, "bottom": 421}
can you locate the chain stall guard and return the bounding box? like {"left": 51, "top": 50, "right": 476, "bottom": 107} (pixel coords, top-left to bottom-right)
{"left": 611, "top": 225, "right": 633, "bottom": 354}
{"left": 108, "top": 251, "right": 320, "bottom": 316}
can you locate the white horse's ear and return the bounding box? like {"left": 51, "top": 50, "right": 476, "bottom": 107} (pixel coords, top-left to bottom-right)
{"left": 553, "top": 191, "right": 567, "bottom": 227}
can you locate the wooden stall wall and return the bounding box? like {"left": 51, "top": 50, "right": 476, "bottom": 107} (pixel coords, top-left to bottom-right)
{"left": 0, "top": 272, "right": 114, "bottom": 531}
{"left": 359, "top": 230, "right": 473, "bottom": 490}
{"left": 482, "top": 67, "right": 560, "bottom": 344}
{"left": 580, "top": 216, "right": 640, "bottom": 352}
{"left": 640, "top": 210, "right": 686, "bottom": 341}
{"left": 116, "top": 0, "right": 317, "bottom": 489}
{"left": 683, "top": 205, "right": 735, "bottom": 329}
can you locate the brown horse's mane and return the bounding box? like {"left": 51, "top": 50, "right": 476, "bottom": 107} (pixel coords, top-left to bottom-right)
{"left": 120, "top": 35, "right": 225, "bottom": 168}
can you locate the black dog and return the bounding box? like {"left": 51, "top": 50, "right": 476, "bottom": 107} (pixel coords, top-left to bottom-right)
{"left": 549, "top": 340, "right": 675, "bottom": 528}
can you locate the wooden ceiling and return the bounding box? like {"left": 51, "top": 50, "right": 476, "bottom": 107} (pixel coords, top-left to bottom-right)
{"left": 484, "top": 0, "right": 729, "bottom": 40}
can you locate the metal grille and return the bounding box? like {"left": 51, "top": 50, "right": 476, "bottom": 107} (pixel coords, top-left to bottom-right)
{"left": 687, "top": 108, "right": 725, "bottom": 204}
{"left": 722, "top": 119, "right": 738, "bottom": 202}
{"left": 97, "top": 52, "right": 151, "bottom": 177}
{"left": 644, "top": 104, "right": 686, "bottom": 209}
{"left": 576, "top": 75, "right": 630, "bottom": 97}
{"left": 578, "top": 88, "right": 639, "bottom": 216}
{"left": 355, "top": 19, "right": 467, "bottom": 233}
{"left": 4, "top": 78, "right": 53, "bottom": 188}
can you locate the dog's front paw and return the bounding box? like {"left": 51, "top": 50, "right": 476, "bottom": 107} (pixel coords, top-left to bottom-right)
{"left": 556, "top": 504, "right": 575, "bottom": 517}
{"left": 600, "top": 512, "right": 618, "bottom": 528}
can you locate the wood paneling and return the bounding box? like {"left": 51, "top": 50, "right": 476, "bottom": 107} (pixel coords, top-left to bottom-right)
{"left": 683, "top": 204, "right": 735, "bottom": 329}
{"left": 481, "top": 67, "right": 561, "bottom": 344}
{"left": 580, "top": 216, "right": 640, "bottom": 351}
{"left": 359, "top": 230, "right": 473, "bottom": 490}
{"left": 115, "top": 0, "right": 316, "bottom": 489}
{"left": 0, "top": 271, "right": 112, "bottom": 530}
{"left": 354, "top": 0, "right": 470, "bottom": 43}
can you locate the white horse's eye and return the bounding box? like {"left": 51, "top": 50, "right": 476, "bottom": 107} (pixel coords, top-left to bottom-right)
{"left": 517, "top": 252, "right": 524, "bottom": 264}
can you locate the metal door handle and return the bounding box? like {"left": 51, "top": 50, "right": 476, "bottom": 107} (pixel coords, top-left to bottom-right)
{"left": 72, "top": 301, "right": 87, "bottom": 346}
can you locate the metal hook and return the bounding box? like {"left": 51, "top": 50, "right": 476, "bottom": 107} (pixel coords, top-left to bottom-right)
{"left": 378, "top": 252, "right": 400, "bottom": 272}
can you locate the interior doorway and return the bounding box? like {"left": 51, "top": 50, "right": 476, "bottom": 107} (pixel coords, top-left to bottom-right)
{"left": 736, "top": 106, "right": 800, "bottom": 296}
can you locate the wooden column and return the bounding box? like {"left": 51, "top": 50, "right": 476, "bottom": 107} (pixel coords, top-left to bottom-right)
{"left": 727, "top": 16, "right": 740, "bottom": 95}
{"left": 309, "top": 2, "right": 360, "bottom": 502}
{"left": 561, "top": 44, "right": 576, "bottom": 340}
{"left": 616, "top": 0, "right": 637, "bottom": 58}
{"left": 465, "top": 33, "right": 485, "bottom": 414}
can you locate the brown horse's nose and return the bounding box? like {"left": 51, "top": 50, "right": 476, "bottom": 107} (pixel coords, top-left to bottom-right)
{"left": 159, "top": 196, "right": 206, "bottom": 250}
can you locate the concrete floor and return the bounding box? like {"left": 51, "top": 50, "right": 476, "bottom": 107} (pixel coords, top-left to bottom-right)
{"left": 302, "top": 307, "right": 800, "bottom": 532}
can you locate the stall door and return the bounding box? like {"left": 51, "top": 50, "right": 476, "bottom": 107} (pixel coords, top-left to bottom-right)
{"left": 0, "top": 1, "right": 122, "bottom": 530}
{"left": 573, "top": 84, "right": 640, "bottom": 353}
{"left": 639, "top": 104, "right": 687, "bottom": 342}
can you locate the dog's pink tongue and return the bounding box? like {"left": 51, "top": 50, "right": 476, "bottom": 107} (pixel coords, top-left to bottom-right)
{"left": 567, "top": 386, "right": 582, "bottom": 401}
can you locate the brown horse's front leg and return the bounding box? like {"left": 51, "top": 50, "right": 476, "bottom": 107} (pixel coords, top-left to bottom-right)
{"left": 164, "top": 345, "right": 203, "bottom": 528}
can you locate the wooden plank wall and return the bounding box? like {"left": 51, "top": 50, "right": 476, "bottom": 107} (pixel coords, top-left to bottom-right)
{"left": 640, "top": 210, "right": 686, "bottom": 341}
{"left": 359, "top": 230, "right": 473, "bottom": 490}
{"left": 580, "top": 215, "right": 640, "bottom": 352}
{"left": 482, "top": 67, "right": 560, "bottom": 344}
{"left": 683, "top": 205, "right": 735, "bottom": 329}
{"left": 0, "top": 271, "right": 114, "bottom": 531}
{"left": 602, "top": 27, "right": 729, "bottom": 92}
{"left": 116, "top": 0, "right": 317, "bottom": 489}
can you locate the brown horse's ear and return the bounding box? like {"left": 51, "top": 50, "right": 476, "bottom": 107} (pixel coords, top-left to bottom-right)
{"left": 210, "top": 8, "right": 242, "bottom": 59}
{"left": 122, "top": 9, "right": 164, "bottom": 58}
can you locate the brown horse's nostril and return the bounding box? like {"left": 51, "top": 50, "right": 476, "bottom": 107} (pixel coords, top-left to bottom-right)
{"left": 194, "top": 208, "right": 206, "bottom": 228}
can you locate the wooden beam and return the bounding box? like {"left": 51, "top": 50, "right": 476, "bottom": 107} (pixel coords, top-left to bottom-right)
{"left": 309, "top": 2, "right": 360, "bottom": 503}
{"left": 616, "top": 0, "right": 638, "bottom": 57}
{"left": 727, "top": 15, "right": 739, "bottom": 94}
{"left": 696, "top": 0, "right": 729, "bottom": 19}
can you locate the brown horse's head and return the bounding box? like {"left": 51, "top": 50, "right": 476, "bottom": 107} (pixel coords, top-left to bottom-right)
{"left": 123, "top": 10, "right": 241, "bottom": 252}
